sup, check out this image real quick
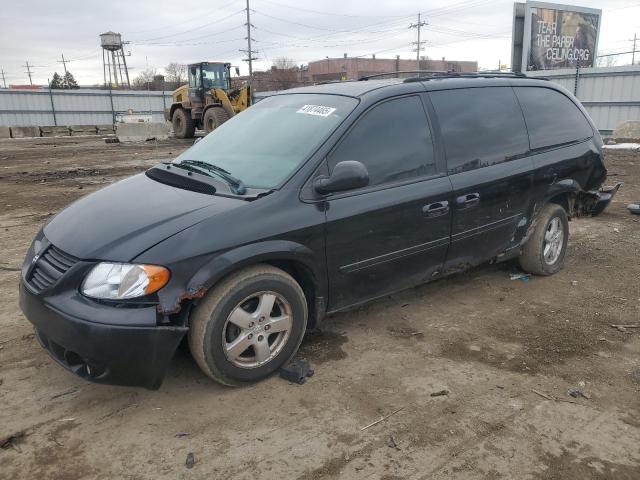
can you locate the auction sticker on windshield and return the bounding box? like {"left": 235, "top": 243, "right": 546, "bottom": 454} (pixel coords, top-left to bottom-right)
{"left": 296, "top": 105, "right": 337, "bottom": 117}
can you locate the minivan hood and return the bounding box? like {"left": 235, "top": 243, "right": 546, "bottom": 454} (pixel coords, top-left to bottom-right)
{"left": 44, "top": 173, "right": 245, "bottom": 261}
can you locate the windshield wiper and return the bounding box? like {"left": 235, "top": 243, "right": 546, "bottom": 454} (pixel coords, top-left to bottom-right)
{"left": 175, "top": 160, "right": 247, "bottom": 195}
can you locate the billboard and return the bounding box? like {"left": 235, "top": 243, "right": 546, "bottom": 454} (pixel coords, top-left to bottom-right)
{"left": 514, "top": 2, "right": 601, "bottom": 72}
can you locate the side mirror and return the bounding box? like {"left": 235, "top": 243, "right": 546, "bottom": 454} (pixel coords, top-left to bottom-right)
{"left": 314, "top": 161, "right": 369, "bottom": 195}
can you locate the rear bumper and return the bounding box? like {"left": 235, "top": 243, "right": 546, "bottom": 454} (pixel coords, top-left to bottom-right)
{"left": 591, "top": 183, "right": 622, "bottom": 216}
{"left": 19, "top": 282, "right": 187, "bottom": 389}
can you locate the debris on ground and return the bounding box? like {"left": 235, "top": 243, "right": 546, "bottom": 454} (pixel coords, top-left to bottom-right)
{"left": 50, "top": 388, "right": 79, "bottom": 400}
{"left": 360, "top": 406, "right": 406, "bottom": 431}
{"left": 279, "top": 359, "right": 314, "bottom": 384}
{"left": 387, "top": 326, "right": 424, "bottom": 338}
{"left": 175, "top": 432, "right": 189, "bottom": 438}
{"left": 185, "top": 452, "right": 195, "bottom": 469}
{"left": 510, "top": 273, "right": 531, "bottom": 282}
{"left": 611, "top": 324, "right": 640, "bottom": 333}
{"left": 430, "top": 390, "right": 449, "bottom": 397}
{"left": 567, "top": 387, "right": 591, "bottom": 399}
{"left": 571, "top": 280, "right": 578, "bottom": 286}
{"left": 628, "top": 203, "right": 640, "bottom": 215}
{"left": 386, "top": 435, "right": 401, "bottom": 450}
{"left": 1, "top": 431, "right": 25, "bottom": 450}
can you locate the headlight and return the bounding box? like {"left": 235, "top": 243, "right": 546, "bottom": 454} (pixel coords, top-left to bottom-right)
{"left": 82, "top": 263, "right": 170, "bottom": 300}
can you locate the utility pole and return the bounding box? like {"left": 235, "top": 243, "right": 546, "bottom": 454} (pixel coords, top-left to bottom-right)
{"left": 632, "top": 33, "right": 637, "bottom": 65}
{"left": 241, "top": 0, "right": 258, "bottom": 101}
{"left": 409, "top": 13, "right": 427, "bottom": 70}
{"left": 23, "top": 61, "right": 33, "bottom": 85}
{"left": 58, "top": 53, "right": 69, "bottom": 74}
{"left": 0, "top": 68, "right": 6, "bottom": 88}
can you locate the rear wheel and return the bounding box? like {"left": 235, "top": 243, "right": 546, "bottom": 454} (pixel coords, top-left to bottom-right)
{"left": 172, "top": 108, "right": 195, "bottom": 139}
{"left": 519, "top": 203, "right": 569, "bottom": 276}
{"left": 188, "top": 264, "right": 308, "bottom": 386}
{"left": 203, "top": 106, "right": 230, "bottom": 134}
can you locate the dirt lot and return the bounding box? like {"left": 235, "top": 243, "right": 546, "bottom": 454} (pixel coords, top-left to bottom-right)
{"left": 0, "top": 136, "right": 639, "bottom": 479}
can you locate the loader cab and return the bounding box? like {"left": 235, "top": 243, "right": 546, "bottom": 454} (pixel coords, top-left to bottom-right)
{"left": 188, "top": 62, "right": 231, "bottom": 94}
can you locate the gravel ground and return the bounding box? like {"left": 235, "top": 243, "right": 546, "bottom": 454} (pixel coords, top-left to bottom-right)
{"left": 0, "top": 136, "right": 638, "bottom": 480}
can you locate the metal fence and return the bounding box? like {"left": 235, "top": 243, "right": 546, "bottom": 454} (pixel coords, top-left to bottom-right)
{"left": 528, "top": 65, "right": 640, "bottom": 134}
{"left": 0, "top": 88, "right": 173, "bottom": 127}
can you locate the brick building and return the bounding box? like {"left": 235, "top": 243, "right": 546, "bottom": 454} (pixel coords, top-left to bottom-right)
{"left": 304, "top": 55, "right": 478, "bottom": 82}
{"left": 234, "top": 55, "right": 479, "bottom": 92}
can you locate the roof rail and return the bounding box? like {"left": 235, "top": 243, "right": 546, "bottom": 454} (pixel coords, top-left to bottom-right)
{"left": 402, "top": 71, "right": 536, "bottom": 83}
{"left": 357, "top": 70, "right": 537, "bottom": 82}
{"left": 359, "top": 70, "right": 448, "bottom": 81}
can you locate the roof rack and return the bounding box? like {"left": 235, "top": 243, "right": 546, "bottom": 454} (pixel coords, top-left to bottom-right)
{"left": 359, "top": 70, "right": 448, "bottom": 81}
{"left": 358, "top": 70, "right": 533, "bottom": 82}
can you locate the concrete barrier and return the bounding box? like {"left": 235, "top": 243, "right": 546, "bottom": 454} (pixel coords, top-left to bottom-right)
{"left": 116, "top": 122, "right": 170, "bottom": 142}
{"left": 10, "top": 126, "right": 41, "bottom": 138}
{"left": 40, "top": 126, "right": 71, "bottom": 137}
{"left": 613, "top": 120, "right": 640, "bottom": 143}
{"left": 97, "top": 124, "right": 116, "bottom": 135}
{"left": 0, "top": 126, "right": 10, "bottom": 138}
{"left": 69, "top": 125, "right": 98, "bottom": 136}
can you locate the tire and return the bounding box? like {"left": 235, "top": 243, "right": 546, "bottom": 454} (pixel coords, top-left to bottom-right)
{"left": 188, "top": 264, "right": 308, "bottom": 386}
{"left": 172, "top": 108, "right": 195, "bottom": 139}
{"left": 203, "top": 106, "right": 230, "bottom": 134}
{"left": 519, "top": 203, "right": 569, "bottom": 276}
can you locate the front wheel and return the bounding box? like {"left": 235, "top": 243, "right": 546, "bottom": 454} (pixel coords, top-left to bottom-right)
{"left": 171, "top": 108, "right": 196, "bottom": 139}
{"left": 519, "top": 203, "right": 569, "bottom": 276}
{"left": 188, "top": 265, "right": 308, "bottom": 386}
{"left": 203, "top": 106, "right": 230, "bottom": 134}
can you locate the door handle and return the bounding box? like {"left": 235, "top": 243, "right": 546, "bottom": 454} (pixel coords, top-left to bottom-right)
{"left": 423, "top": 201, "right": 449, "bottom": 217}
{"left": 455, "top": 192, "right": 480, "bottom": 208}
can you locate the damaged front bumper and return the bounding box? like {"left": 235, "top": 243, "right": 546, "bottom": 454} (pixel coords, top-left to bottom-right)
{"left": 19, "top": 281, "right": 187, "bottom": 389}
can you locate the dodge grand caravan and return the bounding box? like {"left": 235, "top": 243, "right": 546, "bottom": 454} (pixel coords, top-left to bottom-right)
{"left": 19, "top": 73, "right": 615, "bottom": 389}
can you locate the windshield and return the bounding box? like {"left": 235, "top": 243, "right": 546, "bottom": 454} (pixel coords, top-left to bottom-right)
{"left": 174, "top": 94, "right": 358, "bottom": 189}
{"left": 202, "top": 64, "right": 228, "bottom": 89}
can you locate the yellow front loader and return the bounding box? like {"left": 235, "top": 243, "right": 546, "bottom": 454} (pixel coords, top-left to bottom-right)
{"left": 165, "top": 62, "right": 251, "bottom": 139}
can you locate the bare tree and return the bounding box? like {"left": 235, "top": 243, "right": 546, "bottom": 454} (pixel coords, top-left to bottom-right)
{"left": 269, "top": 57, "right": 298, "bottom": 90}
{"left": 165, "top": 63, "right": 187, "bottom": 85}
{"left": 131, "top": 67, "right": 157, "bottom": 90}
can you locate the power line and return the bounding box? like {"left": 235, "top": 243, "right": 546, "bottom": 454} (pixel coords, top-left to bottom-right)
{"left": 409, "top": 13, "right": 428, "bottom": 70}
{"left": 134, "top": 8, "right": 245, "bottom": 43}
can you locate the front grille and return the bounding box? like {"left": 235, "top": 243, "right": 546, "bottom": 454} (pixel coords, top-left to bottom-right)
{"left": 27, "top": 244, "right": 78, "bottom": 293}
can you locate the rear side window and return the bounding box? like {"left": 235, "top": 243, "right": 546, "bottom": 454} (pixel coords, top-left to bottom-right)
{"left": 430, "top": 87, "right": 529, "bottom": 174}
{"left": 514, "top": 87, "right": 593, "bottom": 150}
{"left": 328, "top": 95, "right": 436, "bottom": 187}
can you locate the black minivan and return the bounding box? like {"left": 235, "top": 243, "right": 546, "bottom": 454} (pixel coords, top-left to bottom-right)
{"left": 20, "top": 73, "right": 614, "bottom": 389}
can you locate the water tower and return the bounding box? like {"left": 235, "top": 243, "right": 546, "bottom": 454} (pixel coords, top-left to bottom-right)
{"left": 100, "top": 31, "right": 130, "bottom": 89}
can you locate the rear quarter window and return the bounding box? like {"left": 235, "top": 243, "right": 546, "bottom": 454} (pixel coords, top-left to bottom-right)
{"left": 514, "top": 86, "right": 593, "bottom": 150}
{"left": 429, "top": 87, "right": 529, "bottom": 174}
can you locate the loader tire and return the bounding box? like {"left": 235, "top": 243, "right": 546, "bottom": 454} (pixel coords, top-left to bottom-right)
{"left": 203, "top": 106, "right": 230, "bottom": 134}
{"left": 172, "top": 108, "right": 196, "bottom": 139}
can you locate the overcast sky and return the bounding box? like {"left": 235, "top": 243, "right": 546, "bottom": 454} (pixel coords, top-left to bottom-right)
{"left": 1, "top": 0, "right": 638, "bottom": 86}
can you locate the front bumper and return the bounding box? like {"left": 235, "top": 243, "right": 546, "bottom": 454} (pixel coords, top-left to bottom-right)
{"left": 19, "top": 282, "right": 187, "bottom": 389}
